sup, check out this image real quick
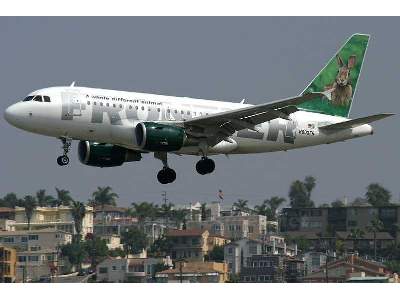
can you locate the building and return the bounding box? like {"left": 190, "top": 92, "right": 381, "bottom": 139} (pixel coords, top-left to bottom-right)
{"left": 335, "top": 231, "right": 395, "bottom": 252}
{"left": 93, "top": 205, "right": 128, "bottom": 223}
{"left": 166, "top": 229, "right": 229, "bottom": 261}
{"left": 0, "top": 246, "right": 17, "bottom": 283}
{"left": 302, "top": 251, "right": 328, "bottom": 275}
{"left": 96, "top": 255, "right": 172, "bottom": 283}
{"left": 280, "top": 206, "right": 400, "bottom": 241}
{"left": 97, "top": 234, "right": 123, "bottom": 250}
{"left": 0, "top": 219, "right": 16, "bottom": 232}
{"left": 224, "top": 236, "right": 296, "bottom": 274}
{"left": 0, "top": 229, "right": 72, "bottom": 282}
{"left": 240, "top": 255, "right": 284, "bottom": 282}
{"left": 187, "top": 214, "right": 267, "bottom": 240}
{"left": 0, "top": 207, "right": 15, "bottom": 220}
{"left": 304, "top": 254, "right": 391, "bottom": 283}
{"left": 284, "top": 257, "right": 305, "bottom": 282}
{"left": 13, "top": 205, "right": 93, "bottom": 237}
{"left": 156, "top": 261, "right": 228, "bottom": 283}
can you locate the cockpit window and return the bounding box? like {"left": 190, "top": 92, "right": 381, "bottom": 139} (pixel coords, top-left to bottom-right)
{"left": 33, "top": 95, "right": 43, "bottom": 102}
{"left": 23, "top": 96, "right": 34, "bottom": 102}
{"left": 43, "top": 96, "right": 51, "bottom": 102}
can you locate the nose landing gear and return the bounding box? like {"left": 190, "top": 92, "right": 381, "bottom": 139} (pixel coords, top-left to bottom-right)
{"left": 196, "top": 157, "right": 215, "bottom": 175}
{"left": 57, "top": 137, "right": 72, "bottom": 166}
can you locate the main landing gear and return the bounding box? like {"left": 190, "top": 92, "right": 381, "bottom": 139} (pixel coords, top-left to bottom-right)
{"left": 57, "top": 137, "right": 72, "bottom": 166}
{"left": 155, "top": 152, "right": 176, "bottom": 184}
{"left": 196, "top": 157, "right": 215, "bottom": 175}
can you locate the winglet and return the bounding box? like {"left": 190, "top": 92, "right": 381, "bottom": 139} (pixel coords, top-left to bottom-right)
{"left": 70, "top": 81, "right": 76, "bottom": 87}
{"left": 319, "top": 113, "right": 395, "bottom": 130}
{"left": 240, "top": 99, "right": 246, "bottom": 104}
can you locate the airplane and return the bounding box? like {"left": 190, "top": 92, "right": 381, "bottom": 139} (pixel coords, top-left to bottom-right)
{"left": 4, "top": 34, "right": 394, "bottom": 184}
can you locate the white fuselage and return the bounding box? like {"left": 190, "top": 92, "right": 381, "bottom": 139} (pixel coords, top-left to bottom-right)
{"left": 4, "top": 86, "right": 373, "bottom": 156}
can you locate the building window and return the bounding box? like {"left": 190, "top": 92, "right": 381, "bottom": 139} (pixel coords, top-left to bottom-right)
{"left": 112, "top": 266, "right": 117, "bottom": 271}
{"left": 29, "top": 256, "right": 39, "bottom": 262}
{"left": 228, "top": 247, "right": 233, "bottom": 254}
{"left": 18, "top": 256, "right": 26, "bottom": 262}
{"left": 99, "top": 267, "right": 108, "bottom": 274}
{"left": 4, "top": 237, "right": 14, "bottom": 243}
{"left": 248, "top": 226, "right": 254, "bottom": 233}
{"left": 21, "top": 236, "right": 28, "bottom": 243}
{"left": 29, "top": 235, "right": 39, "bottom": 240}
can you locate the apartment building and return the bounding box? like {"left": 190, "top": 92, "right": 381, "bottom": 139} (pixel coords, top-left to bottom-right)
{"left": 155, "top": 261, "right": 229, "bottom": 283}
{"left": 13, "top": 205, "right": 93, "bottom": 237}
{"left": 224, "top": 236, "right": 296, "bottom": 275}
{"left": 0, "top": 246, "right": 17, "bottom": 283}
{"left": 280, "top": 206, "right": 400, "bottom": 240}
{"left": 187, "top": 215, "right": 267, "bottom": 240}
{"left": 240, "top": 255, "right": 284, "bottom": 282}
{"left": 93, "top": 205, "right": 128, "bottom": 223}
{"left": 96, "top": 255, "right": 172, "bottom": 283}
{"left": 0, "top": 229, "right": 72, "bottom": 282}
{"left": 97, "top": 234, "right": 123, "bottom": 250}
{"left": 0, "top": 219, "right": 16, "bottom": 232}
{"left": 0, "top": 207, "right": 15, "bottom": 220}
{"left": 165, "top": 229, "right": 229, "bottom": 261}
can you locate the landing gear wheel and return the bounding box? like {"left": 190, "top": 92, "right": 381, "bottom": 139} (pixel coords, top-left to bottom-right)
{"left": 57, "top": 155, "right": 69, "bottom": 166}
{"left": 157, "top": 167, "right": 176, "bottom": 184}
{"left": 196, "top": 158, "right": 215, "bottom": 175}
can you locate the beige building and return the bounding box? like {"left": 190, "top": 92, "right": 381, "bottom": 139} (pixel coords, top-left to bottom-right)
{"left": 187, "top": 215, "right": 267, "bottom": 240}
{"left": 0, "top": 246, "right": 17, "bottom": 283}
{"left": 0, "top": 219, "right": 16, "bottom": 232}
{"left": 0, "top": 229, "right": 72, "bottom": 282}
{"left": 166, "top": 229, "right": 230, "bottom": 261}
{"left": 156, "top": 261, "right": 229, "bottom": 283}
{"left": 98, "top": 234, "right": 123, "bottom": 250}
{"left": 14, "top": 205, "right": 93, "bottom": 237}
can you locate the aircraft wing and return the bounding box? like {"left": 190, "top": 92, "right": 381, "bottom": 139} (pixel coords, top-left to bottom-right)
{"left": 182, "top": 93, "right": 323, "bottom": 140}
{"left": 319, "top": 113, "right": 395, "bottom": 130}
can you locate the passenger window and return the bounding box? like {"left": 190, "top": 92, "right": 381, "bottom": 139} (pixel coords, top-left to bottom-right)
{"left": 119, "top": 104, "right": 123, "bottom": 109}
{"left": 43, "top": 96, "right": 51, "bottom": 102}
{"left": 33, "top": 95, "right": 43, "bottom": 102}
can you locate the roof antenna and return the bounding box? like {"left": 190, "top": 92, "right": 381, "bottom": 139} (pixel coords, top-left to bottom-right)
{"left": 70, "top": 81, "right": 76, "bottom": 87}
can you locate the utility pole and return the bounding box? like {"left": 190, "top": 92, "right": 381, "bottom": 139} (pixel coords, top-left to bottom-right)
{"left": 162, "top": 191, "right": 168, "bottom": 230}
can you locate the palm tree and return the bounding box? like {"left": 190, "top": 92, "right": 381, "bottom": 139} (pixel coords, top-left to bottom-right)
{"left": 71, "top": 200, "right": 86, "bottom": 240}
{"left": 233, "top": 199, "right": 249, "bottom": 214}
{"left": 264, "top": 196, "right": 286, "bottom": 220}
{"left": 91, "top": 186, "right": 118, "bottom": 208}
{"left": 23, "top": 195, "right": 37, "bottom": 230}
{"left": 367, "top": 218, "right": 384, "bottom": 261}
{"left": 55, "top": 188, "right": 73, "bottom": 206}
{"left": 36, "top": 189, "right": 55, "bottom": 207}
{"left": 170, "top": 209, "right": 187, "bottom": 229}
{"left": 131, "top": 202, "right": 158, "bottom": 223}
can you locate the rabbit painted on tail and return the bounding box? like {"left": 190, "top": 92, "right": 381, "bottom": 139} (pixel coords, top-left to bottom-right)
{"left": 324, "top": 54, "right": 356, "bottom": 106}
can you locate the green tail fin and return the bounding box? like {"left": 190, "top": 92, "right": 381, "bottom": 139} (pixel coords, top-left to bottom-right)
{"left": 299, "top": 34, "right": 370, "bottom": 117}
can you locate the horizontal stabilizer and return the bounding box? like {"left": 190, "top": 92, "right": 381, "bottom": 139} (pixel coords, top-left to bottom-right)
{"left": 319, "top": 113, "right": 395, "bottom": 130}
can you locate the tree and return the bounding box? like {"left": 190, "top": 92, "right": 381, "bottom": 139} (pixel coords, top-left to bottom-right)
{"left": 289, "top": 176, "right": 316, "bottom": 208}
{"left": 84, "top": 236, "right": 109, "bottom": 270}
{"left": 131, "top": 202, "right": 158, "bottom": 222}
{"left": 61, "top": 241, "right": 88, "bottom": 272}
{"left": 0, "top": 193, "right": 23, "bottom": 208}
{"left": 331, "top": 199, "right": 345, "bottom": 207}
{"left": 148, "top": 236, "right": 173, "bottom": 257}
{"left": 351, "top": 197, "right": 368, "bottom": 206}
{"left": 121, "top": 228, "right": 148, "bottom": 255}
{"left": 71, "top": 200, "right": 86, "bottom": 240}
{"left": 201, "top": 203, "right": 207, "bottom": 221}
{"left": 233, "top": 199, "right": 249, "bottom": 214}
{"left": 170, "top": 209, "right": 187, "bottom": 229}
{"left": 205, "top": 245, "right": 224, "bottom": 262}
{"left": 55, "top": 188, "right": 73, "bottom": 207}
{"left": 367, "top": 218, "right": 384, "bottom": 260}
{"left": 348, "top": 228, "right": 365, "bottom": 253}
{"left": 365, "top": 183, "right": 392, "bottom": 207}
{"left": 254, "top": 202, "right": 273, "bottom": 219}
{"left": 91, "top": 186, "right": 118, "bottom": 207}
{"left": 36, "top": 189, "right": 55, "bottom": 207}
{"left": 23, "top": 195, "right": 37, "bottom": 230}
{"left": 264, "top": 197, "right": 286, "bottom": 220}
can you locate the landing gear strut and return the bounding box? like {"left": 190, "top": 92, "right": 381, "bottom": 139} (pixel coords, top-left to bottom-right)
{"left": 57, "top": 137, "right": 72, "bottom": 166}
{"left": 195, "top": 140, "right": 215, "bottom": 175}
{"left": 155, "top": 152, "right": 176, "bottom": 184}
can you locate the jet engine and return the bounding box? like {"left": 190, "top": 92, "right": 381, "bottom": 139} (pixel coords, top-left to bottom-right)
{"left": 78, "top": 141, "right": 142, "bottom": 167}
{"left": 135, "top": 122, "right": 187, "bottom": 152}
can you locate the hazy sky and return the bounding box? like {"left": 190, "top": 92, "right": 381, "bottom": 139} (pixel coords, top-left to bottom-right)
{"left": 0, "top": 17, "right": 398, "bottom": 208}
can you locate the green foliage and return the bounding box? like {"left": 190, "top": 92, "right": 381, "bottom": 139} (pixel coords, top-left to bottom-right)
{"left": 36, "top": 189, "right": 55, "bottom": 207}
{"left": 84, "top": 236, "right": 109, "bottom": 268}
{"left": 205, "top": 245, "right": 225, "bottom": 262}
{"left": 61, "top": 241, "right": 88, "bottom": 271}
{"left": 384, "top": 260, "right": 400, "bottom": 273}
{"left": 23, "top": 195, "right": 37, "bottom": 230}
{"left": 365, "top": 183, "right": 392, "bottom": 207}
{"left": 121, "top": 228, "right": 148, "bottom": 255}
{"left": 331, "top": 199, "right": 345, "bottom": 207}
{"left": 55, "top": 188, "right": 74, "bottom": 207}
{"left": 71, "top": 200, "right": 86, "bottom": 237}
{"left": 255, "top": 196, "right": 286, "bottom": 220}
{"left": 233, "top": 199, "right": 249, "bottom": 213}
{"left": 289, "top": 176, "right": 316, "bottom": 208}
{"left": 109, "top": 248, "right": 126, "bottom": 258}
{"left": 130, "top": 202, "right": 158, "bottom": 222}
{"left": 0, "top": 193, "right": 23, "bottom": 208}
{"left": 91, "top": 186, "right": 118, "bottom": 207}
{"left": 149, "top": 236, "right": 173, "bottom": 257}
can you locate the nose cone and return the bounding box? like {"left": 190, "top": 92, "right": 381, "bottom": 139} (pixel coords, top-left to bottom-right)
{"left": 4, "top": 103, "right": 24, "bottom": 128}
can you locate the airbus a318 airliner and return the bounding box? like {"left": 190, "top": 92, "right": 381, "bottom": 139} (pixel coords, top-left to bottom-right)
{"left": 4, "top": 34, "right": 394, "bottom": 184}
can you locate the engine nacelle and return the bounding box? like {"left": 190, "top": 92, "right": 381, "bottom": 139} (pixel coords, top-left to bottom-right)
{"left": 135, "top": 122, "right": 186, "bottom": 152}
{"left": 78, "top": 141, "right": 142, "bottom": 167}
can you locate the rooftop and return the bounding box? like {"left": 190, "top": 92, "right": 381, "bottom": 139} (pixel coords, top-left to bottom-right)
{"left": 166, "top": 229, "right": 207, "bottom": 237}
